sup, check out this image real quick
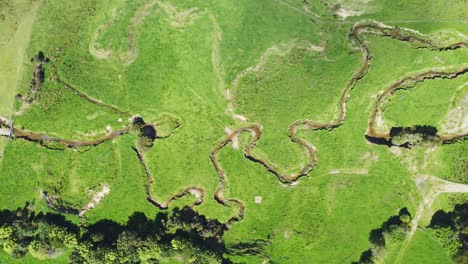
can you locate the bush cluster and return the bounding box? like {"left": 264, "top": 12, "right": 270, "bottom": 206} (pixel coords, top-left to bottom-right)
{"left": 0, "top": 203, "right": 230, "bottom": 263}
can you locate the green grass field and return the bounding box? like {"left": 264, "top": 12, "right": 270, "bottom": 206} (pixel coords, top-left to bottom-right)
{"left": 0, "top": 0, "right": 39, "bottom": 164}
{"left": 0, "top": 0, "right": 467, "bottom": 263}
{"left": 0, "top": 0, "right": 38, "bottom": 116}
{"left": 385, "top": 229, "right": 453, "bottom": 264}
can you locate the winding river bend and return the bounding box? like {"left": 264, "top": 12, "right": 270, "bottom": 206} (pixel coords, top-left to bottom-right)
{"left": 132, "top": 146, "right": 204, "bottom": 209}
{"left": 366, "top": 66, "right": 468, "bottom": 146}
{"left": 0, "top": 21, "right": 466, "bottom": 226}
{"left": 224, "top": 21, "right": 468, "bottom": 185}
{"left": 0, "top": 116, "right": 129, "bottom": 149}
{"left": 133, "top": 145, "right": 243, "bottom": 227}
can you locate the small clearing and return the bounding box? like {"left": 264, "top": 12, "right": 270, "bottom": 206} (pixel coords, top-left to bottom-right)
{"left": 335, "top": 0, "right": 379, "bottom": 20}
{"left": 336, "top": 8, "right": 363, "bottom": 19}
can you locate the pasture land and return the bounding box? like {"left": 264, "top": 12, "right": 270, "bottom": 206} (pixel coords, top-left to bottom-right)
{"left": 0, "top": 0, "right": 466, "bottom": 263}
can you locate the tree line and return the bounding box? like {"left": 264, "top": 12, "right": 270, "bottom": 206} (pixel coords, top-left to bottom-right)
{"left": 353, "top": 208, "right": 412, "bottom": 263}
{"left": 428, "top": 203, "right": 468, "bottom": 263}
{"left": 0, "top": 202, "right": 231, "bottom": 263}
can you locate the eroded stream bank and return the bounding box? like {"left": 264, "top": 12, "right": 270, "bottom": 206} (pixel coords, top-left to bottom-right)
{"left": 225, "top": 21, "right": 468, "bottom": 183}
{"left": 133, "top": 144, "right": 244, "bottom": 227}
{"left": 0, "top": 116, "right": 129, "bottom": 149}
{"left": 366, "top": 66, "right": 468, "bottom": 148}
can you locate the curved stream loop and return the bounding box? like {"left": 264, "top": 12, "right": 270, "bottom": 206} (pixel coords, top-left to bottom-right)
{"left": 366, "top": 66, "right": 468, "bottom": 145}
{"left": 0, "top": 21, "right": 466, "bottom": 226}
{"left": 0, "top": 117, "right": 129, "bottom": 149}
{"left": 226, "top": 21, "right": 468, "bottom": 184}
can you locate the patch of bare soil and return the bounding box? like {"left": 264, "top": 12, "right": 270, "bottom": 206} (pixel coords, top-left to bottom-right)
{"left": 0, "top": 127, "right": 10, "bottom": 136}
{"left": 14, "top": 101, "right": 31, "bottom": 116}
{"left": 254, "top": 196, "right": 262, "bottom": 204}
{"left": 442, "top": 87, "right": 468, "bottom": 134}
{"left": 334, "top": 0, "right": 380, "bottom": 20}
{"left": 79, "top": 184, "right": 110, "bottom": 217}
{"left": 224, "top": 128, "right": 239, "bottom": 150}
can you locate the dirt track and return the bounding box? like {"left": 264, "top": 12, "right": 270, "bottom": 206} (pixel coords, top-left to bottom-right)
{"left": 395, "top": 175, "right": 468, "bottom": 263}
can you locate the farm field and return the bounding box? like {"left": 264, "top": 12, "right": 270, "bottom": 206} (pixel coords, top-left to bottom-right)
{"left": 0, "top": 0, "right": 467, "bottom": 263}
{"left": 0, "top": 0, "right": 39, "bottom": 162}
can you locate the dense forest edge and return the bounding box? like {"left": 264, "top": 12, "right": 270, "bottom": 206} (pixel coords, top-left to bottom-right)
{"left": 0, "top": 202, "right": 264, "bottom": 263}
{"left": 354, "top": 203, "right": 468, "bottom": 264}
{"left": 1, "top": 202, "right": 466, "bottom": 263}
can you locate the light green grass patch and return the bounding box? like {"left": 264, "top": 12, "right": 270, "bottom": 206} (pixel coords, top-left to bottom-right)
{"left": 385, "top": 229, "right": 453, "bottom": 264}
{"left": 0, "top": 0, "right": 38, "bottom": 116}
